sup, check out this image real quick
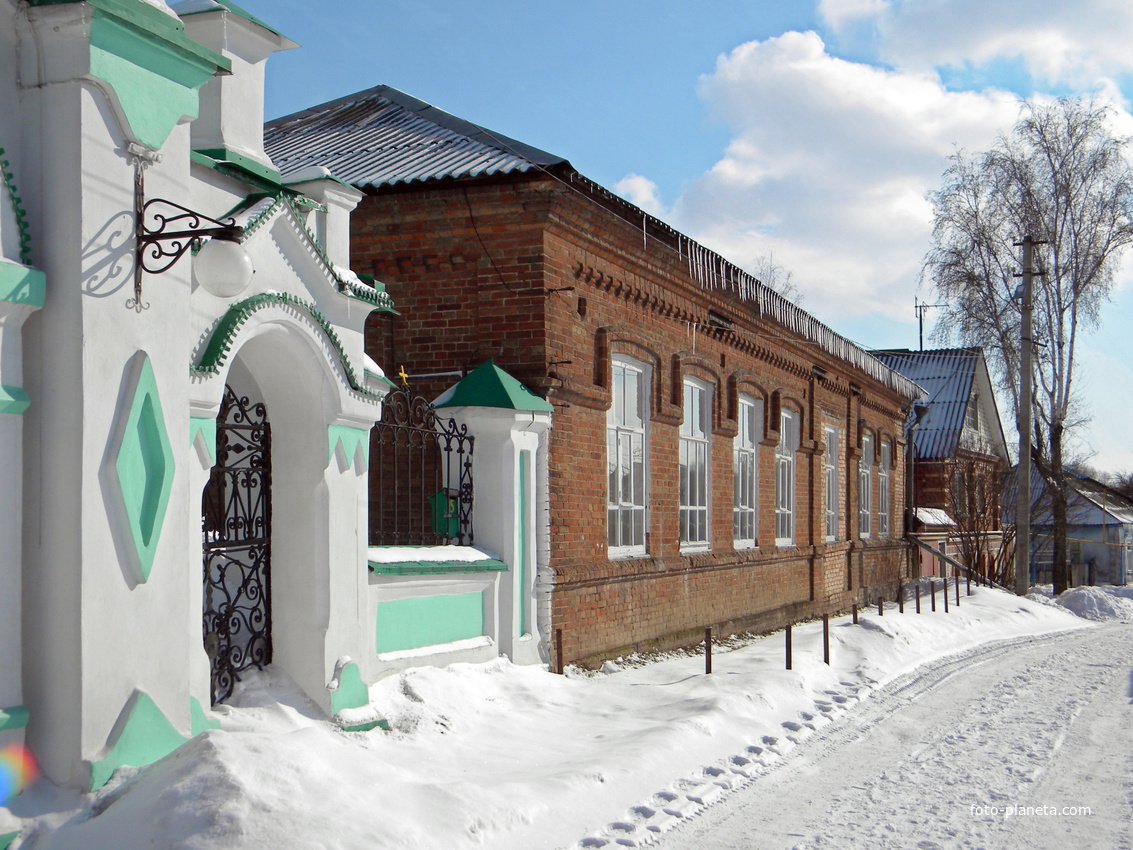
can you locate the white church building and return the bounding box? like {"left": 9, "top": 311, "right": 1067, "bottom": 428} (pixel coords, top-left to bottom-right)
{"left": 0, "top": 0, "right": 550, "bottom": 817}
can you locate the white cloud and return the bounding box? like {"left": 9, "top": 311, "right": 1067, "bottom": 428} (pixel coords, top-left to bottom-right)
{"left": 818, "top": 0, "right": 889, "bottom": 30}
{"left": 613, "top": 174, "right": 667, "bottom": 217}
{"left": 667, "top": 30, "right": 1018, "bottom": 324}
{"left": 823, "top": 0, "right": 1133, "bottom": 90}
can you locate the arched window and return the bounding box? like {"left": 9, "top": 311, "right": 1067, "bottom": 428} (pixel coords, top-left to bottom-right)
{"left": 608, "top": 357, "right": 649, "bottom": 556}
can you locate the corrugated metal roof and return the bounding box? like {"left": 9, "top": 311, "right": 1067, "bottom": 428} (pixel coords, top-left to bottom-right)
{"left": 874, "top": 348, "right": 979, "bottom": 459}
{"left": 264, "top": 85, "right": 569, "bottom": 189}
{"left": 265, "top": 85, "right": 922, "bottom": 401}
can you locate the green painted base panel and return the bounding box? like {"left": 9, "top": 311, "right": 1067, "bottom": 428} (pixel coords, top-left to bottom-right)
{"left": 90, "top": 692, "right": 187, "bottom": 791}
{"left": 376, "top": 592, "right": 484, "bottom": 653}
{"left": 1, "top": 831, "right": 18, "bottom": 850}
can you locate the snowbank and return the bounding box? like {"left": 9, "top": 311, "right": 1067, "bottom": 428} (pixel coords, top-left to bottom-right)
{"left": 3, "top": 584, "right": 1091, "bottom": 849}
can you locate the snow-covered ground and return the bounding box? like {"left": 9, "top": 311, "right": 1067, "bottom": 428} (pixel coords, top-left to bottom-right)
{"left": 5, "top": 580, "right": 1127, "bottom": 849}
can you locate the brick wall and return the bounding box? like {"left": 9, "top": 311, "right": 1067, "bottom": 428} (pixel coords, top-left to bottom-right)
{"left": 354, "top": 174, "right": 916, "bottom": 665}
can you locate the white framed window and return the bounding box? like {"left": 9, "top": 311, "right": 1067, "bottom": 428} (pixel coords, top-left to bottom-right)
{"left": 734, "top": 395, "right": 762, "bottom": 548}
{"left": 823, "top": 425, "right": 840, "bottom": 542}
{"left": 879, "top": 439, "right": 891, "bottom": 538}
{"left": 680, "top": 378, "right": 711, "bottom": 549}
{"left": 775, "top": 409, "right": 798, "bottom": 545}
{"left": 608, "top": 358, "right": 648, "bottom": 556}
{"left": 859, "top": 431, "right": 873, "bottom": 538}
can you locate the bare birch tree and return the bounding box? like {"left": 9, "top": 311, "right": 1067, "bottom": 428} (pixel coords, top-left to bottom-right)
{"left": 923, "top": 97, "right": 1133, "bottom": 595}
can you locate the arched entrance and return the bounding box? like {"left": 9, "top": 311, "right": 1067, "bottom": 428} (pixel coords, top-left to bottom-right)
{"left": 202, "top": 384, "right": 272, "bottom": 704}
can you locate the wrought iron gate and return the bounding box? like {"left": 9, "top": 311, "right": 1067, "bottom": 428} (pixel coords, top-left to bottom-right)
{"left": 370, "top": 387, "right": 474, "bottom": 546}
{"left": 202, "top": 385, "right": 272, "bottom": 704}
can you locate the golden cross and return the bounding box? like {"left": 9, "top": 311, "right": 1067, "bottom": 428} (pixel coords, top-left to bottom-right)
{"left": 398, "top": 364, "right": 409, "bottom": 386}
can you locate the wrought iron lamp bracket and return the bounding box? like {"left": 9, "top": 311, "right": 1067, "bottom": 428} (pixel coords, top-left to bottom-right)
{"left": 133, "top": 196, "right": 244, "bottom": 310}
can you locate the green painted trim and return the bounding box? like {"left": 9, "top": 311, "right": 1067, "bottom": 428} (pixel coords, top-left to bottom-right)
{"left": 194, "top": 147, "right": 281, "bottom": 185}
{"left": 189, "top": 415, "right": 216, "bottom": 463}
{"left": 0, "top": 260, "right": 46, "bottom": 307}
{"left": 328, "top": 424, "right": 370, "bottom": 466}
{"left": 0, "top": 705, "right": 29, "bottom": 732}
{"left": 519, "top": 451, "right": 529, "bottom": 635}
{"left": 90, "top": 21, "right": 211, "bottom": 150}
{"left": 31, "top": 0, "right": 230, "bottom": 73}
{"left": 192, "top": 292, "right": 378, "bottom": 392}
{"left": 376, "top": 592, "right": 485, "bottom": 653}
{"left": 341, "top": 718, "right": 388, "bottom": 733}
{"left": 328, "top": 662, "right": 368, "bottom": 716}
{"left": 0, "top": 831, "right": 18, "bottom": 850}
{"left": 0, "top": 150, "right": 34, "bottom": 266}
{"left": 113, "top": 355, "right": 175, "bottom": 582}
{"left": 191, "top": 150, "right": 287, "bottom": 193}
{"left": 368, "top": 558, "right": 507, "bottom": 576}
{"left": 189, "top": 696, "right": 220, "bottom": 736}
{"left": 89, "top": 691, "right": 187, "bottom": 790}
{"left": 365, "top": 369, "right": 398, "bottom": 389}
{"left": 0, "top": 385, "right": 30, "bottom": 415}
{"left": 177, "top": 0, "right": 286, "bottom": 39}
{"left": 436, "top": 360, "right": 554, "bottom": 412}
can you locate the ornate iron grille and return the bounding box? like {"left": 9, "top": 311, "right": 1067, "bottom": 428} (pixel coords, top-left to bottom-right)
{"left": 202, "top": 386, "right": 272, "bottom": 705}
{"left": 370, "top": 387, "right": 474, "bottom": 546}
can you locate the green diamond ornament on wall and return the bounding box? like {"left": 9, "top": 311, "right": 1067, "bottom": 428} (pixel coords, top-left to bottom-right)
{"left": 112, "top": 353, "right": 175, "bottom": 583}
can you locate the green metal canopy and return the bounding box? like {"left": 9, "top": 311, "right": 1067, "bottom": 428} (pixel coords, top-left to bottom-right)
{"left": 435, "top": 361, "right": 553, "bottom": 412}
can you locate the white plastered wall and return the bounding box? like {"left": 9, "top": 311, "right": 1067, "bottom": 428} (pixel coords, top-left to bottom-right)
{"left": 441, "top": 406, "right": 552, "bottom": 666}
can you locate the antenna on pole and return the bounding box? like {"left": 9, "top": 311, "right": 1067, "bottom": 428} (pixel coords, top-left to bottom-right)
{"left": 1012, "top": 234, "right": 1046, "bottom": 595}
{"left": 914, "top": 297, "right": 945, "bottom": 350}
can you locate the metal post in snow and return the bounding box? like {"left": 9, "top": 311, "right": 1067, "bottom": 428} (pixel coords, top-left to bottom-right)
{"left": 822, "top": 614, "right": 830, "bottom": 665}
{"left": 916, "top": 584, "right": 921, "bottom": 613}
{"left": 931, "top": 581, "right": 937, "bottom": 612}
{"left": 852, "top": 603, "right": 858, "bottom": 625}
{"left": 786, "top": 623, "right": 793, "bottom": 670}
{"left": 878, "top": 596, "right": 884, "bottom": 616}
{"left": 898, "top": 584, "right": 904, "bottom": 613}
{"left": 944, "top": 578, "right": 950, "bottom": 612}
{"left": 955, "top": 573, "right": 961, "bottom": 606}
{"left": 705, "top": 627, "right": 713, "bottom": 675}
{"left": 556, "top": 628, "right": 564, "bottom": 675}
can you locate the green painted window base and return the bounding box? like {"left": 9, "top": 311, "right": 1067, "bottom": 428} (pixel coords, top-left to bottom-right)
{"left": 369, "top": 559, "right": 506, "bottom": 576}
{"left": 376, "top": 592, "right": 484, "bottom": 653}
{"left": 1, "top": 831, "right": 18, "bottom": 850}
{"left": 0, "top": 705, "right": 29, "bottom": 732}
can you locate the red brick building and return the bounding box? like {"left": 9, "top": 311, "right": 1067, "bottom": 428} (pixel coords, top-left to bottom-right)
{"left": 266, "top": 86, "right": 923, "bottom": 665}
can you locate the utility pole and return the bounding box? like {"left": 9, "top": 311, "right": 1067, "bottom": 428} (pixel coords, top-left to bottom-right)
{"left": 914, "top": 298, "right": 945, "bottom": 351}
{"left": 1014, "top": 236, "right": 1036, "bottom": 596}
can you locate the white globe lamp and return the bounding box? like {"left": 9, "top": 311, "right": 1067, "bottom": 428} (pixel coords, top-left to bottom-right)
{"left": 194, "top": 237, "right": 254, "bottom": 298}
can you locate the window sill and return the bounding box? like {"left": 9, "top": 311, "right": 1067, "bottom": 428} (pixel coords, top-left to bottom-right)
{"left": 609, "top": 547, "right": 648, "bottom": 560}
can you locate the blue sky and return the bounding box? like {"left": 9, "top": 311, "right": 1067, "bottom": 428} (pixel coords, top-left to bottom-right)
{"left": 228, "top": 0, "right": 1133, "bottom": 474}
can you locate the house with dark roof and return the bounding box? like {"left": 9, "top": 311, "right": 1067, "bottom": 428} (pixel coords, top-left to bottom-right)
{"left": 1008, "top": 467, "right": 1133, "bottom": 586}
{"left": 874, "top": 348, "right": 1009, "bottom": 580}
{"left": 265, "top": 85, "right": 925, "bottom": 667}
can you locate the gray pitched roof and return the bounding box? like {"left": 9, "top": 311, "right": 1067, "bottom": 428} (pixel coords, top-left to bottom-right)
{"left": 874, "top": 348, "right": 980, "bottom": 460}
{"left": 264, "top": 85, "right": 569, "bottom": 189}
{"left": 265, "top": 85, "right": 922, "bottom": 402}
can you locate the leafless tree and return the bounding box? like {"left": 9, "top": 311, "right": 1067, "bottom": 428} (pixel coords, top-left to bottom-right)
{"left": 754, "top": 252, "right": 803, "bottom": 305}
{"left": 924, "top": 97, "right": 1133, "bottom": 595}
